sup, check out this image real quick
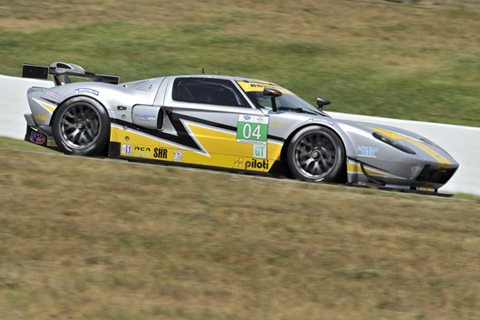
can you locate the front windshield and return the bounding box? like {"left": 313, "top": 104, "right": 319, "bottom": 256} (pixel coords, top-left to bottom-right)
{"left": 237, "top": 80, "right": 330, "bottom": 117}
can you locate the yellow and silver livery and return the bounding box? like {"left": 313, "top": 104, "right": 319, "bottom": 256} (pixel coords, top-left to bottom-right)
{"left": 22, "top": 62, "right": 459, "bottom": 194}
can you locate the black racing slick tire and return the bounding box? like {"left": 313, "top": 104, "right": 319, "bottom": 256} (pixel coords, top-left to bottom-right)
{"left": 287, "top": 125, "right": 345, "bottom": 182}
{"left": 52, "top": 97, "right": 110, "bottom": 156}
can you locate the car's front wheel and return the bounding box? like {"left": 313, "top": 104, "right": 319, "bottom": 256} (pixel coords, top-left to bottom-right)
{"left": 52, "top": 97, "right": 110, "bottom": 156}
{"left": 287, "top": 125, "right": 345, "bottom": 182}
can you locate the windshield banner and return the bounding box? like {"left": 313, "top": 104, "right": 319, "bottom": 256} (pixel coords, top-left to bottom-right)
{"left": 236, "top": 81, "right": 294, "bottom": 95}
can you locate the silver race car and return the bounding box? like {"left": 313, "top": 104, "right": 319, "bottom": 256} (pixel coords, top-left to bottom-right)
{"left": 22, "top": 62, "right": 459, "bottom": 194}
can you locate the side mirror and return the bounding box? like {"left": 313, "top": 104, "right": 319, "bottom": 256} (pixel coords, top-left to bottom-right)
{"left": 316, "top": 97, "right": 331, "bottom": 111}
{"left": 263, "top": 88, "right": 283, "bottom": 112}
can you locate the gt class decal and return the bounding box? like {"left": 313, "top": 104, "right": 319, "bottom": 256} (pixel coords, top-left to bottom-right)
{"left": 237, "top": 115, "right": 269, "bottom": 158}
{"left": 253, "top": 144, "right": 267, "bottom": 159}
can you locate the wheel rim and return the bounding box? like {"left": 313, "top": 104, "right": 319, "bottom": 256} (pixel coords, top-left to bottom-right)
{"left": 59, "top": 102, "right": 102, "bottom": 150}
{"left": 293, "top": 131, "right": 338, "bottom": 179}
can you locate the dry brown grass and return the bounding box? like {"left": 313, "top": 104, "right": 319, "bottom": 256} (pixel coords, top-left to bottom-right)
{"left": 1, "top": 148, "right": 480, "bottom": 319}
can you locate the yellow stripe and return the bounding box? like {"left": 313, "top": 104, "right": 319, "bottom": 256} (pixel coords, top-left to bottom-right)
{"left": 347, "top": 163, "right": 388, "bottom": 177}
{"left": 109, "top": 125, "right": 281, "bottom": 172}
{"left": 370, "top": 128, "right": 404, "bottom": 140}
{"left": 420, "top": 183, "right": 436, "bottom": 189}
{"left": 40, "top": 102, "right": 56, "bottom": 113}
{"left": 371, "top": 128, "right": 451, "bottom": 169}
{"left": 407, "top": 140, "right": 451, "bottom": 169}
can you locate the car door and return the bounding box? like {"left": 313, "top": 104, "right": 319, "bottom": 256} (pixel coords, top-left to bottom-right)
{"left": 158, "top": 77, "right": 271, "bottom": 171}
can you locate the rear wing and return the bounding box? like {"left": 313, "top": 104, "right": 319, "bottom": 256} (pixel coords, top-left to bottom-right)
{"left": 22, "top": 62, "right": 120, "bottom": 86}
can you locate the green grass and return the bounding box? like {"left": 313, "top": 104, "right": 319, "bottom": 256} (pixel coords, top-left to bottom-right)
{"left": 0, "top": 136, "right": 59, "bottom": 153}
{"left": 0, "top": 0, "right": 480, "bottom": 126}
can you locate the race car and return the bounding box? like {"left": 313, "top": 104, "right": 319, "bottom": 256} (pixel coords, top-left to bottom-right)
{"left": 22, "top": 62, "right": 459, "bottom": 194}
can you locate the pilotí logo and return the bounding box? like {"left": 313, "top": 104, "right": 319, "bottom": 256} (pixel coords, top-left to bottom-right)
{"left": 245, "top": 159, "right": 269, "bottom": 170}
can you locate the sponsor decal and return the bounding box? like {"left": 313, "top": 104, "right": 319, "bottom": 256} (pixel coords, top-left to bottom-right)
{"left": 245, "top": 159, "right": 269, "bottom": 170}
{"left": 308, "top": 118, "right": 334, "bottom": 126}
{"left": 250, "top": 84, "right": 271, "bottom": 88}
{"left": 134, "top": 152, "right": 151, "bottom": 157}
{"left": 357, "top": 146, "right": 379, "bottom": 158}
{"left": 237, "top": 81, "right": 293, "bottom": 94}
{"left": 133, "top": 145, "right": 152, "bottom": 157}
{"left": 233, "top": 158, "right": 244, "bottom": 168}
{"left": 74, "top": 88, "right": 99, "bottom": 96}
{"left": 253, "top": 144, "right": 267, "bottom": 159}
{"left": 47, "top": 90, "right": 61, "bottom": 99}
{"left": 35, "top": 113, "right": 48, "bottom": 122}
{"left": 270, "top": 121, "right": 285, "bottom": 128}
{"left": 174, "top": 150, "right": 184, "bottom": 161}
{"left": 154, "top": 148, "right": 168, "bottom": 159}
{"left": 122, "top": 144, "right": 132, "bottom": 155}
{"left": 135, "top": 113, "right": 157, "bottom": 121}
{"left": 134, "top": 146, "right": 151, "bottom": 152}
{"left": 47, "top": 137, "right": 57, "bottom": 147}
{"left": 30, "top": 131, "right": 46, "bottom": 145}
{"left": 237, "top": 115, "right": 269, "bottom": 144}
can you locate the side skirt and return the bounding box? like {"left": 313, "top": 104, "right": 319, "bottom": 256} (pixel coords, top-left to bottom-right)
{"left": 107, "top": 141, "right": 288, "bottom": 178}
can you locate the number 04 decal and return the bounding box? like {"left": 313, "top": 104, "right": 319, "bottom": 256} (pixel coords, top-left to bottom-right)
{"left": 236, "top": 115, "right": 269, "bottom": 143}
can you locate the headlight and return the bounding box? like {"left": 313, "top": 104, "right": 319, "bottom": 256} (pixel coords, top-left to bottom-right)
{"left": 372, "top": 132, "right": 416, "bottom": 155}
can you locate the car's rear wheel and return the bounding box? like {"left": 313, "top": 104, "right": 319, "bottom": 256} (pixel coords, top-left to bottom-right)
{"left": 52, "top": 97, "right": 110, "bottom": 156}
{"left": 287, "top": 125, "right": 345, "bottom": 182}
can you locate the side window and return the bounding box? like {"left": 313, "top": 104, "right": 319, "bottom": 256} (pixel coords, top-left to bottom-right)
{"left": 173, "top": 78, "right": 247, "bottom": 107}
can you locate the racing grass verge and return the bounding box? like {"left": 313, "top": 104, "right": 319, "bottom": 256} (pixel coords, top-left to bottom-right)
{"left": 1, "top": 146, "right": 480, "bottom": 320}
